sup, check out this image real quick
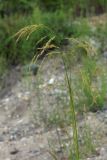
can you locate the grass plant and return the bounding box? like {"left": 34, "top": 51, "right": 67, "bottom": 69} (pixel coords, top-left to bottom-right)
{"left": 15, "top": 24, "right": 107, "bottom": 159}
{"left": 62, "top": 53, "right": 80, "bottom": 160}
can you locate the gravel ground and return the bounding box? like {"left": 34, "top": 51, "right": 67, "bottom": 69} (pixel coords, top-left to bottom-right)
{"left": 0, "top": 55, "right": 107, "bottom": 160}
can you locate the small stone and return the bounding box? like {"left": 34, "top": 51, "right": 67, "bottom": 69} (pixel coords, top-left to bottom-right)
{"left": 16, "top": 119, "right": 24, "bottom": 124}
{"left": 29, "top": 149, "right": 40, "bottom": 156}
{"left": 30, "top": 64, "right": 39, "bottom": 75}
{"left": 9, "top": 135, "right": 17, "bottom": 141}
{"left": 10, "top": 148, "right": 19, "bottom": 155}
{"left": 48, "top": 77, "right": 55, "bottom": 85}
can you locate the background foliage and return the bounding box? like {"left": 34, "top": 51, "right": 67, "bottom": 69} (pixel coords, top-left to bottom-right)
{"left": 0, "top": 0, "right": 107, "bottom": 72}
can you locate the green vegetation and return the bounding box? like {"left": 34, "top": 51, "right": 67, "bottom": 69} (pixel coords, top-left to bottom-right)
{"left": 0, "top": 1, "right": 107, "bottom": 159}
{"left": 19, "top": 26, "right": 106, "bottom": 158}
{"left": 37, "top": 0, "right": 107, "bottom": 14}
{"left": 0, "top": 0, "right": 107, "bottom": 69}
{"left": 79, "top": 57, "right": 107, "bottom": 112}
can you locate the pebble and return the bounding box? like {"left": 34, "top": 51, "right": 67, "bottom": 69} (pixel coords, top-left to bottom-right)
{"left": 48, "top": 77, "right": 55, "bottom": 85}
{"left": 16, "top": 119, "right": 24, "bottom": 124}
{"left": 10, "top": 148, "right": 19, "bottom": 155}
{"left": 29, "top": 149, "right": 40, "bottom": 156}
{"left": 9, "top": 135, "right": 17, "bottom": 141}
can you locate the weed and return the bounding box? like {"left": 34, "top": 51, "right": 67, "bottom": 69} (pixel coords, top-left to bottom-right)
{"left": 80, "top": 56, "right": 107, "bottom": 112}
{"left": 61, "top": 53, "right": 80, "bottom": 160}
{"left": 15, "top": 24, "right": 107, "bottom": 159}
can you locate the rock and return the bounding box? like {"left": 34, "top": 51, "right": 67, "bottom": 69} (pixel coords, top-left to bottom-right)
{"left": 48, "top": 77, "right": 55, "bottom": 85}
{"left": 22, "top": 64, "right": 39, "bottom": 76}
{"left": 9, "top": 135, "right": 17, "bottom": 141}
{"left": 10, "top": 148, "right": 19, "bottom": 155}
{"left": 9, "top": 127, "right": 21, "bottom": 141}
{"left": 30, "top": 64, "right": 39, "bottom": 76}
{"left": 16, "top": 119, "right": 24, "bottom": 124}
{"left": 29, "top": 149, "right": 40, "bottom": 156}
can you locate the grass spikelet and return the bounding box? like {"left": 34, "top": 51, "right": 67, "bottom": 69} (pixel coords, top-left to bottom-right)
{"left": 13, "top": 24, "right": 52, "bottom": 42}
